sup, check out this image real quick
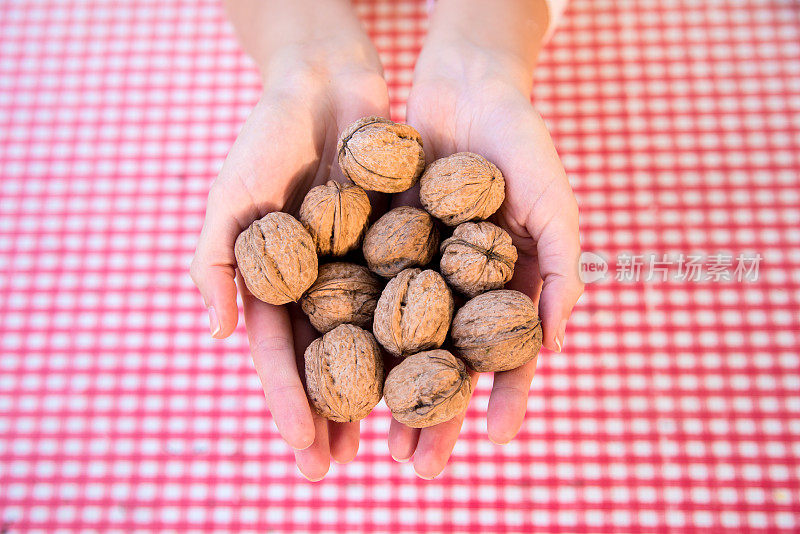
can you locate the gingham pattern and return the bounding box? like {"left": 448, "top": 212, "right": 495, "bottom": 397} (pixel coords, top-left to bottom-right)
{"left": 1, "top": 0, "right": 799, "bottom": 532}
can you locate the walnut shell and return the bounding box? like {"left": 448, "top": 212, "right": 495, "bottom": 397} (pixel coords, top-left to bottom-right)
{"left": 299, "top": 180, "right": 371, "bottom": 256}
{"left": 300, "top": 262, "right": 382, "bottom": 333}
{"left": 419, "top": 152, "right": 505, "bottom": 226}
{"left": 383, "top": 350, "right": 472, "bottom": 428}
{"left": 234, "top": 212, "right": 318, "bottom": 305}
{"left": 373, "top": 268, "right": 453, "bottom": 356}
{"left": 304, "top": 324, "right": 384, "bottom": 422}
{"left": 362, "top": 206, "right": 439, "bottom": 278}
{"left": 440, "top": 221, "right": 518, "bottom": 297}
{"left": 451, "top": 290, "right": 542, "bottom": 372}
{"left": 337, "top": 116, "right": 425, "bottom": 193}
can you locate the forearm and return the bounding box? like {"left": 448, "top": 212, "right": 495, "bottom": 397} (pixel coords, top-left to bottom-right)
{"left": 224, "top": 0, "right": 382, "bottom": 82}
{"left": 415, "top": 0, "right": 551, "bottom": 94}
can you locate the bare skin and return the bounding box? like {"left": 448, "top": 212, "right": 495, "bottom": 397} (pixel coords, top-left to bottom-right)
{"left": 191, "top": 0, "right": 583, "bottom": 481}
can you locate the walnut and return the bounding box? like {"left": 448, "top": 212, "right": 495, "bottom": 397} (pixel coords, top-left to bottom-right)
{"left": 300, "top": 262, "right": 382, "bottom": 333}
{"left": 234, "top": 212, "right": 318, "bottom": 305}
{"left": 337, "top": 116, "right": 425, "bottom": 193}
{"left": 419, "top": 152, "right": 505, "bottom": 226}
{"left": 383, "top": 350, "right": 472, "bottom": 428}
{"left": 451, "top": 290, "right": 542, "bottom": 372}
{"left": 304, "top": 324, "right": 384, "bottom": 422}
{"left": 299, "top": 180, "right": 371, "bottom": 256}
{"left": 373, "top": 268, "right": 453, "bottom": 356}
{"left": 440, "top": 221, "right": 517, "bottom": 297}
{"left": 362, "top": 206, "right": 438, "bottom": 278}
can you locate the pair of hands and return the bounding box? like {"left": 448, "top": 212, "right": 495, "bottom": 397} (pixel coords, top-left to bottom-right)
{"left": 191, "top": 35, "right": 583, "bottom": 481}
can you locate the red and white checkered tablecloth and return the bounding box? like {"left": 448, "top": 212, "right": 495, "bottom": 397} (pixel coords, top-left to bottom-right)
{"left": 1, "top": 0, "right": 799, "bottom": 532}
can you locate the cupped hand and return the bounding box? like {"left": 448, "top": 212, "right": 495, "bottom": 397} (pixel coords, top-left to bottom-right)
{"left": 190, "top": 49, "right": 390, "bottom": 481}
{"left": 390, "top": 75, "right": 584, "bottom": 478}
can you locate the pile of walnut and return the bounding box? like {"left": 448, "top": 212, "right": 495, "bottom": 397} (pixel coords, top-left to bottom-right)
{"left": 234, "top": 116, "right": 543, "bottom": 428}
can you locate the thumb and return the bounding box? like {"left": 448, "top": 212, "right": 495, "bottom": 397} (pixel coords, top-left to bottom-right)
{"left": 190, "top": 185, "right": 242, "bottom": 339}
{"left": 189, "top": 95, "right": 316, "bottom": 339}
{"left": 529, "top": 185, "right": 584, "bottom": 353}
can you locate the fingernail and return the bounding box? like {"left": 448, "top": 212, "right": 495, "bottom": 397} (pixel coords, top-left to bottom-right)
{"left": 488, "top": 434, "right": 510, "bottom": 446}
{"left": 298, "top": 469, "right": 326, "bottom": 483}
{"left": 554, "top": 318, "right": 567, "bottom": 353}
{"left": 290, "top": 429, "right": 315, "bottom": 451}
{"left": 292, "top": 439, "right": 314, "bottom": 451}
{"left": 413, "top": 466, "right": 435, "bottom": 480}
{"left": 208, "top": 306, "right": 221, "bottom": 337}
{"left": 391, "top": 454, "right": 410, "bottom": 463}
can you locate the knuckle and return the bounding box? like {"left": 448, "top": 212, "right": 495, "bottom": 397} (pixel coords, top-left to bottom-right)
{"left": 563, "top": 270, "right": 585, "bottom": 300}
{"left": 575, "top": 278, "right": 586, "bottom": 298}
{"left": 251, "top": 335, "right": 294, "bottom": 359}
{"left": 567, "top": 198, "right": 580, "bottom": 221}
{"left": 578, "top": 276, "right": 586, "bottom": 291}
{"left": 206, "top": 182, "right": 227, "bottom": 207}
{"left": 572, "top": 264, "right": 586, "bottom": 295}
{"left": 208, "top": 176, "right": 259, "bottom": 231}
{"left": 264, "top": 383, "right": 305, "bottom": 403}
{"left": 492, "top": 383, "right": 530, "bottom": 398}
{"left": 189, "top": 257, "right": 204, "bottom": 286}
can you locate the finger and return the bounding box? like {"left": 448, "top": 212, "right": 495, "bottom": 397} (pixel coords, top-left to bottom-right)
{"left": 497, "top": 113, "right": 583, "bottom": 353}
{"left": 486, "top": 357, "right": 538, "bottom": 444}
{"left": 469, "top": 102, "right": 583, "bottom": 353}
{"left": 529, "top": 188, "right": 583, "bottom": 352}
{"left": 388, "top": 418, "right": 420, "bottom": 463}
{"left": 506, "top": 253, "right": 544, "bottom": 302}
{"left": 241, "top": 284, "right": 315, "bottom": 451}
{"left": 192, "top": 93, "right": 331, "bottom": 338}
{"left": 294, "top": 413, "right": 331, "bottom": 482}
{"left": 190, "top": 186, "right": 242, "bottom": 338}
{"left": 412, "top": 373, "right": 478, "bottom": 480}
{"left": 190, "top": 103, "right": 291, "bottom": 339}
{"left": 284, "top": 304, "right": 335, "bottom": 476}
{"left": 328, "top": 421, "right": 360, "bottom": 464}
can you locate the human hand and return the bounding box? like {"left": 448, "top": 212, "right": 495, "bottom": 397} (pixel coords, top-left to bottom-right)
{"left": 389, "top": 48, "right": 584, "bottom": 478}
{"left": 190, "top": 18, "right": 390, "bottom": 479}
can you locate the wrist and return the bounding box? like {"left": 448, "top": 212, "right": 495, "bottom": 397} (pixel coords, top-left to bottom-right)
{"left": 225, "top": 0, "right": 384, "bottom": 90}
{"left": 413, "top": 41, "right": 535, "bottom": 97}
{"left": 414, "top": 0, "right": 550, "bottom": 96}
{"left": 260, "top": 39, "right": 385, "bottom": 93}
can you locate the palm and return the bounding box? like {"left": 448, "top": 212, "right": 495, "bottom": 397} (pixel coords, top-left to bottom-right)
{"left": 194, "top": 71, "right": 391, "bottom": 480}
{"left": 218, "top": 75, "right": 390, "bottom": 219}
{"left": 408, "top": 80, "right": 560, "bottom": 270}
{"left": 388, "top": 79, "right": 582, "bottom": 478}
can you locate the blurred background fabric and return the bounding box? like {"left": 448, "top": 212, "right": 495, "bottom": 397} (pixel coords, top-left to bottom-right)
{"left": 1, "top": 0, "right": 800, "bottom": 532}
